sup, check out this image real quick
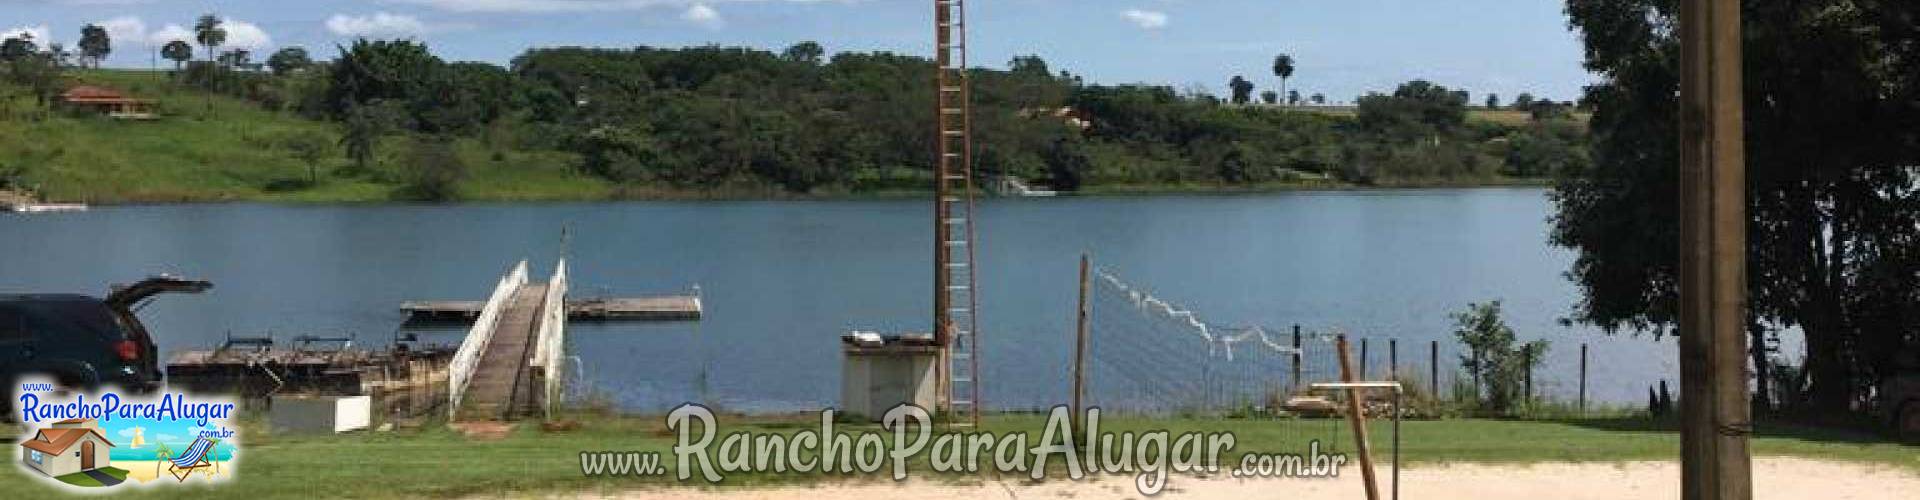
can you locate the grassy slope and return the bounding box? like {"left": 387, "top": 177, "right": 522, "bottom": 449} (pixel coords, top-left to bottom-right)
{"left": 1, "top": 70, "right": 609, "bottom": 203}
{"left": 2, "top": 415, "right": 1911, "bottom": 499}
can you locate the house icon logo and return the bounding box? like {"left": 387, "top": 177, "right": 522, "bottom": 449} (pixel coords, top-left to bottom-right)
{"left": 13, "top": 382, "right": 240, "bottom": 490}
{"left": 19, "top": 418, "right": 121, "bottom": 485}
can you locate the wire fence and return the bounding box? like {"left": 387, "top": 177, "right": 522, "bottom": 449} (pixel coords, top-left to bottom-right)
{"left": 1086, "top": 267, "right": 1656, "bottom": 419}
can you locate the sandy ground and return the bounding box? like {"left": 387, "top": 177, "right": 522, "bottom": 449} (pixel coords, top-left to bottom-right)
{"left": 591, "top": 458, "right": 1918, "bottom": 500}
{"left": 113, "top": 460, "right": 231, "bottom": 484}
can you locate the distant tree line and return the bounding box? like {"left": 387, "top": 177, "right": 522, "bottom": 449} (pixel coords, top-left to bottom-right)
{"left": 5, "top": 19, "right": 1590, "bottom": 196}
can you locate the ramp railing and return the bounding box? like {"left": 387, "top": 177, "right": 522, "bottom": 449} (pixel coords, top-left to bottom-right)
{"left": 448, "top": 260, "right": 529, "bottom": 418}
{"left": 531, "top": 259, "right": 569, "bottom": 419}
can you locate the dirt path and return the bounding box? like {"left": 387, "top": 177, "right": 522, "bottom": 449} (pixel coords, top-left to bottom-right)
{"left": 593, "top": 458, "right": 1917, "bottom": 500}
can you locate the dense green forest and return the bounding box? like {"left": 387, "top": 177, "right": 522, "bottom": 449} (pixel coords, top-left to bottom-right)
{"left": 2, "top": 21, "right": 1588, "bottom": 202}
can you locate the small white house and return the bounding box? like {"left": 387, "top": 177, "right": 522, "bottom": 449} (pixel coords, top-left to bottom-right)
{"left": 19, "top": 418, "right": 115, "bottom": 478}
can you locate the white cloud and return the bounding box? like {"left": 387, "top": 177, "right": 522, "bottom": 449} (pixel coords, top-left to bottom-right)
{"left": 141, "top": 18, "right": 269, "bottom": 50}
{"left": 327, "top": 12, "right": 430, "bottom": 38}
{"left": 97, "top": 16, "right": 148, "bottom": 47}
{"left": 393, "top": 0, "right": 843, "bottom": 14}
{"left": 682, "top": 3, "right": 722, "bottom": 28}
{"left": 1121, "top": 9, "right": 1168, "bottom": 30}
{"left": 220, "top": 18, "right": 274, "bottom": 50}
{"left": 1, "top": 25, "right": 51, "bottom": 44}
{"left": 147, "top": 23, "right": 193, "bottom": 46}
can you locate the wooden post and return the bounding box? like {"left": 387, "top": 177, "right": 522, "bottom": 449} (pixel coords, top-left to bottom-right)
{"left": 1679, "top": 0, "right": 1752, "bottom": 498}
{"left": 1291, "top": 325, "right": 1302, "bottom": 392}
{"left": 1580, "top": 343, "right": 1589, "bottom": 415}
{"left": 1071, "top": 253, "right": 1091, "bottom": 432}
{"left": 1336, "top": 335, "right": 1382, "bottom": 500}
{"left": 1430, "top": 340, "right": 1440, "bottom": 397}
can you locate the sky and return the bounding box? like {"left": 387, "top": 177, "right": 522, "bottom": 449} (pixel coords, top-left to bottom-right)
{"left": 0, "top": 0, "right": 1594, "bottom": 103}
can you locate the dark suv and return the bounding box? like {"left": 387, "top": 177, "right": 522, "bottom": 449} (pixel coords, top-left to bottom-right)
{"left": 0, "top": 276, "right": 211, "bottom": 392}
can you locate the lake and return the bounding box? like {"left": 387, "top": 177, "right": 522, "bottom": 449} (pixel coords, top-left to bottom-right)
{"left": 0, "top": 188, "right": 1677, "bottom": 412}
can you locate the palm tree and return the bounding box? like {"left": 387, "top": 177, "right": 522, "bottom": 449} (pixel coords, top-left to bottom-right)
{"left": 1271, "top": 54, "right": 1295, "bottom": 106}
{"left": 194, "top": 14, "right": 226, "bottom": 109}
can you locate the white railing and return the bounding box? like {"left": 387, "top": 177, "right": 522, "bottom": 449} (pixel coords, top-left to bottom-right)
{"left": 531, "top": 259, "right": 569, "bottom": 419}
{"left": 448, "top": 260, "right": 529, "bottom": 419}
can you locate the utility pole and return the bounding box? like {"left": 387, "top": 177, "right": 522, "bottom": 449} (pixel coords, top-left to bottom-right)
{"left": 1678, "top": 0, "right": 1752, "bottom": 498}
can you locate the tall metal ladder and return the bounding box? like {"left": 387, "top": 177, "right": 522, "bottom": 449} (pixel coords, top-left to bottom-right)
{"left": 933, "top": 0, "right": 980, "bottom": 427}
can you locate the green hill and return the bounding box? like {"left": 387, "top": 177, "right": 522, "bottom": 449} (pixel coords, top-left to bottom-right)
{"left": 0, "top": 70, "right": 607, "bottom": 203}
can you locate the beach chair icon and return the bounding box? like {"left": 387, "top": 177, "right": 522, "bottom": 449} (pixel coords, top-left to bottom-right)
{"left": 164, "top": 437, "right": 221, "bottom": 481}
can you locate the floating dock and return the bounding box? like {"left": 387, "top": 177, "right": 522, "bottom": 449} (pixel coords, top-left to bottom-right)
{"left": 402, "top": 295, "right": 702, "bottom": 322}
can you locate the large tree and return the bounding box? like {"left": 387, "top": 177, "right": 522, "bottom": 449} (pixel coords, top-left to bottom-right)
{"left": 78, "top": 23, "right": 110, "bottom": 68}
{"left": 1556, "top": 0, "right": 1920, "bottom": 414}
{"left": 160, "top": 40, "right": 193, "bottom": 71}
{"left": 267, "top": 46, "right": 311, "bottom": 76}
{"left": 1227, "top": 75, "right": 1254, "bottom": 105}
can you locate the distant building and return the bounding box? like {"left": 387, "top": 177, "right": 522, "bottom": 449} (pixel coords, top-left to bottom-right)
{"left": 59, "top": 85, "right": 156, "bottom": 120}
{"left": 18, "top": 418, "right": 116, "bottom": 477}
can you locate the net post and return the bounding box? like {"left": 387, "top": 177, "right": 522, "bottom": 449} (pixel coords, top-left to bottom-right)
{"left": 1580, "top": 343, "right": 1589, "bottom": 415}
{"left": 1360, "top": 338, "right": 1369, "bottom": 379}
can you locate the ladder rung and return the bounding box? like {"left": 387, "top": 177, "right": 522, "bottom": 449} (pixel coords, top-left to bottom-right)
{"left": 943, "top": 241, "right": 968, "bottom": 246}
{"left": 943, "top": 153, "right": 962, "bottom": 158}
{"left": 943, "top": 130, "right": 965, "bottom": 136}
{"left": 949, "top": 308, "right": 971, "bottom": 313}
{"left": 942, "top": 108, "right": 963, "bottom": 114}
{"left": 944, "top": 218, "right": 966, "bottom": 224}
{"left": 940, "top": 86, "right": 963, "bottom": 92}
{"left": 943, "top": 175, "right": 966, "bottom": 180}
{"left": 946, "top": 285, "right": 970, "bottom": 290}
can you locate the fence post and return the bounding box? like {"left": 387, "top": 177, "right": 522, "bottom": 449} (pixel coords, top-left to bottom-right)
{"left": 1072, "top": 253, "right": 1091, "bottom": 431}
{"left": 1430, "top": 340, "right": 1439, "bottom": 397}
{"left": 1524, "top": 349, "right": 1534, "bottom": 408}
{"left": 1291, "top": 325, "right": 1302, "bottom": 392}
{"left": 1389, "top": 339, "right": 1399, "bottom": 380}
{"left": 1580, "top": 343, "right": 1589, "bottom": 415}
{"left": 1360, "top": 338, "right": 1369, "bottom": 379}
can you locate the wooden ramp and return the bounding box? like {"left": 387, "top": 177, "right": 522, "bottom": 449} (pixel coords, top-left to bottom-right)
{"left": 455, "top": 283, "right": 546, "bottom": 421}
{"left": 449, "top": 260, "right": 570, "bottom": 422}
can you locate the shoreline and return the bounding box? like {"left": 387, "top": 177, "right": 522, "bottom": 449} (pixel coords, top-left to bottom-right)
{"left": 14, "top": 181, "right": 1555, "bottom": 207}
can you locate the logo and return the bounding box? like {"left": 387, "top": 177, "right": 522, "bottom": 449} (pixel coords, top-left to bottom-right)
{"left": 14, "top": 379, "right": 240, "bottom": 490}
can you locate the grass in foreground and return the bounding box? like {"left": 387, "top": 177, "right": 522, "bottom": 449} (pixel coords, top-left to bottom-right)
{"left": 1, "top": 414, "right": 1912, "bottom": 499}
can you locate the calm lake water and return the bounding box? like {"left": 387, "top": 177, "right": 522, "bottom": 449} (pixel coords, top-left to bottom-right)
{"left": 0, "top": 188, "right": 1677, "bottom": 412}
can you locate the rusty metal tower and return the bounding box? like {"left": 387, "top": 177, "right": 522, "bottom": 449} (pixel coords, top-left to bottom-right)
{"left": 933, "top": 0, "right": 980, "bottom": 426}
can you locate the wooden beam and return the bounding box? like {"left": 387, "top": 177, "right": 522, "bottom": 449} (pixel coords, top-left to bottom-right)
{"left": 1678, "top": 0, "right": 1753, "bottom": 498}
{"left": 1335, "top": 335, "right": 1381, "bottom": 500}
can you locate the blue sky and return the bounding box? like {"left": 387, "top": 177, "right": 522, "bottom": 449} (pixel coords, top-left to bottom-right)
{"left": 1, "top": 0, "right": 1593, "bottom": 103}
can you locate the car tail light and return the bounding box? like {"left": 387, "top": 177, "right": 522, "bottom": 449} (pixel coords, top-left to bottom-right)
{"left": 114, "top": 340, "right": 140, "bottom": 362}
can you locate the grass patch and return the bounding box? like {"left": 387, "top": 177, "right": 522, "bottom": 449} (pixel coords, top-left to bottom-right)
{"left": 0, "top": 413, "right": 1911, "bottom": 499}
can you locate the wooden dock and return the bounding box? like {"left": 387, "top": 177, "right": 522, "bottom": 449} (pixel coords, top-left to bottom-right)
{"left": 403, "top": 295, "right": 702, "bottom": 322}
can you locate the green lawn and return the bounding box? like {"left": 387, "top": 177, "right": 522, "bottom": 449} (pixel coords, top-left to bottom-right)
{"left": 1, "top": 414, "right": 1911, "bottom": 499}
{"left": 1, "top": 70, "right": 613, "bottom": 204}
